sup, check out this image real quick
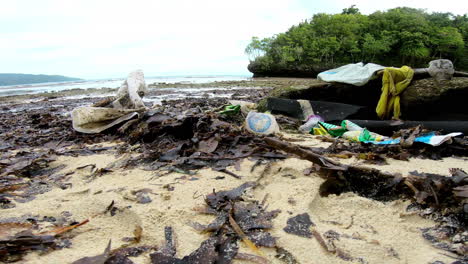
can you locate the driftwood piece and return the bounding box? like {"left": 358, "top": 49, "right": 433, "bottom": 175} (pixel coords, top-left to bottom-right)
{"left": 392, "top": 67, "right": 468, "bottom": 80}
{"left": 264, "top": 137, "right": 347, "bottom": 171}
{"left": 454, "top": 71, "right": 468, "bottom": 77}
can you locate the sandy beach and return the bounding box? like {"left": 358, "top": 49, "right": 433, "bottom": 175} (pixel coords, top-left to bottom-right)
{"left": 1, "top": 78, "right": 467, "bottom": 264}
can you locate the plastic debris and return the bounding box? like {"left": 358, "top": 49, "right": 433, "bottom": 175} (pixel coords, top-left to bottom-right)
{"left": 366, "top": 132, "right": 463, "bottom": 146}
{"left": 317, "top": 120, "right": 388, "bottom": 142}
{"left": 72, "top": 70, "right": 147, "bottom": 134}
{"left": 299, "top": 115, "right": 324, "bottom": 133}
{"left": 228, "top": 100, "right": 257, "bottom": 115}
{"left": 245, "top": 111, "right": 280, "bottom": 135}
{"left": 219, "top": 104, "right": 241, "bottom": 115}
{"left": 317, "top": 62, "right": 385, "bottom": 86}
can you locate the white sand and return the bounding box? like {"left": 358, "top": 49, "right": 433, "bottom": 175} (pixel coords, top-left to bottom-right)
{"left": 2, "top": 134, "right": 465, "bottom": 264}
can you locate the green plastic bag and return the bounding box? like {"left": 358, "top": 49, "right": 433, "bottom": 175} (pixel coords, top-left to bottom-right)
{"left": 219, "top": 104, "right": 241, "bottom": 115}
{"left": 318, "top": 122, "right": 347, "bottom": 137}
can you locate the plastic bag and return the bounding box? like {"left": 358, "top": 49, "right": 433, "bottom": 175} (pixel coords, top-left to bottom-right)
{"left": 228, "top": 100, "right": 257, "bottom": 115}
{"left": 72, "top": 70, "right": 147, "bottom": 134}
{"left": 299, "top": 115, "right": 324, "bottom": 133}
{"left": 245, "top": 111, "right": 279, "bottom": 135}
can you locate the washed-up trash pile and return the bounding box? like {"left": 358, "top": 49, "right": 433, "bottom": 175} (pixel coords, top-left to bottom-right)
{"left": 317, "top": 62, "right": 414, "bottom": 120}
{"left": 308, "top": 126, "right": 468, "bottom": 165}
{"left": 311, "top": 120, "right": 463, "bottom": 147}
{"left": 257, "top": 97, "right": 467, "bottom": 160}
{"left": 313, "top": 120, "right": 389, "bottom": 142}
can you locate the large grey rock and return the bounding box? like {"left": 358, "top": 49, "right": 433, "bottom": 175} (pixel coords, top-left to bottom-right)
{"left": 428, "top": 59, "right": 455, "bottom": 81}
{"left": 400, "top": 77, "right": 468, "bottom": 120}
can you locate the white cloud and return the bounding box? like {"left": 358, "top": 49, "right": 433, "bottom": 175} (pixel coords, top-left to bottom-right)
{"left": 1, "top": 0, "right": 467, "bottom": 78}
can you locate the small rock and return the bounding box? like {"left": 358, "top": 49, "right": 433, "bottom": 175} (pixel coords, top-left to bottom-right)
{"left": 452, "top": 234, "right": 462, "bottom": 243}
{"left": 136, "top": 192, "right": 152, "bottom": 204}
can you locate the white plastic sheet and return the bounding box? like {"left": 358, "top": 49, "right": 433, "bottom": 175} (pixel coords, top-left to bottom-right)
{"left": 317, "top": 62, "right": 385, "bottom": 86}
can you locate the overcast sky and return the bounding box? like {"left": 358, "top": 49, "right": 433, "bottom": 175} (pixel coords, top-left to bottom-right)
{"left": 1, "top": 0, "right": 467, "bottom": 79}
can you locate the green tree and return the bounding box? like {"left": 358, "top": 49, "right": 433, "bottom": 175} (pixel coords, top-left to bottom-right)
{"left": 342, "top": 5, "right": 360, "bottom": 15}
{"left": 426, "top": 12, "right": 454, "bottom": 27}
{"left": 245, "top": 37, "right": 272, "bottom": 61}
{"left": 361, "top": 33, "right": 394, "bottom": 61}
{"left": 399, "top": 31, "right": 430, "bottom": 63}
{"left": 431, "top": 27, "right": 464, "bottom": 58}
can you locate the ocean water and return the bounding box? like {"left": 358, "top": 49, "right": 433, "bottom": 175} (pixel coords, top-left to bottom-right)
{"left": 0, "top": 75, "right": 251, "bottom": 97}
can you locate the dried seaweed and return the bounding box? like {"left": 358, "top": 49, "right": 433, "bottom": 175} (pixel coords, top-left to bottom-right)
{"left": 0, "top": 218, "right": 89, "bottom": 262}
{"left": 118, "top": 108, "right": 285, "bottom": 173}
{"left": 72, "top": 241, "right": 157, "bottom": 264}
{"left": 72, "top": 240, "right": 112, "bottom": 264}
{"left": 0, "top": 231, "right": 55, "bottom": 262}
{"left": 275, "top": 247, "right": 299, "bottom": 264}
{"left": 150, "top": 237, "right": 219, "bottom": 264}
{"left": 283, "top": 213, "right": 315, "bottom": 238}
{"left": 235, "top": 252, "right": 269, "bottom": 264}
{"left": 167, "top": 183, "right": 280, "bottom": 263}
{"left": 205, "top": 182, "right": 256, "bottom": 210}
{"left": 228, "top": 212, "right": 262, "bottom": 255}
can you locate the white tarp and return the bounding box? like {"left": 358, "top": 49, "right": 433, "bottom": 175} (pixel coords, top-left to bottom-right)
{"left": 72, "top": 70, "right": 147, "bottom": 133}
{"left": 317, "top": 62, "right": 385, "bottom": 86}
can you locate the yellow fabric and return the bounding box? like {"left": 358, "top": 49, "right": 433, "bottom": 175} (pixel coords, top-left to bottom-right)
{"left": 376, "top": 66, "right": 414, "bottom": 119}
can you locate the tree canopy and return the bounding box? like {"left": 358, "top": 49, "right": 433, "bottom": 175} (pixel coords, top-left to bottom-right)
{"left": 246, "top": 7, "right": 468, "bottom": 72}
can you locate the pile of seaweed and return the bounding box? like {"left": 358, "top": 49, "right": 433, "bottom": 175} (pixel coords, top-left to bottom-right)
{"left": 0, "top": 97, "right": 119, "bottom": 210}
{"left": 115, "top": 106, "right": 285, "bottom": 176}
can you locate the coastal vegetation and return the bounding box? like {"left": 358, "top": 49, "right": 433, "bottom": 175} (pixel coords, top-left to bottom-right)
{"left": 246, "top": 6, "right": 468, "bottom": 76}
{"left": 0, "top": 73, "right": 81, "bottom": 86}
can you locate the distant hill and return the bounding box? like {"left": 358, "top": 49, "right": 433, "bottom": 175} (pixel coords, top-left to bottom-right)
{"left": 0, "top": 73, "right": 82, "bottom": 86}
